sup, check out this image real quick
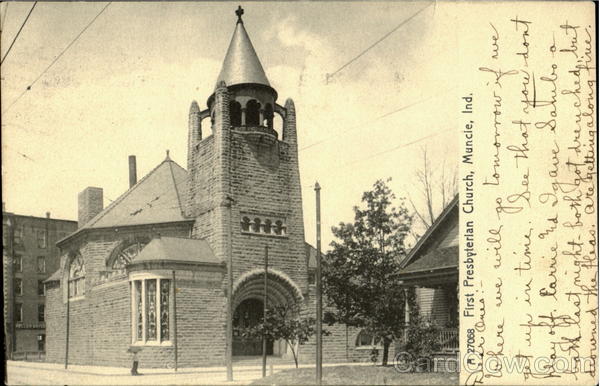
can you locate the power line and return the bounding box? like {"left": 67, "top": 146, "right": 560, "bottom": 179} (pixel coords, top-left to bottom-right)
{"left": 1, "top": 2, "right": 9, "bottom": 33}
{"left": 5, "top": 146, "right": 36, "bottom": 162}
{"left": 326, "top": 2, "right": 433, "bottom": 81}
{"left": 299, "top": 127, "right": 453, "bottom": 192}
{"left": 1, "top": 1, "right": 37, "bottom": 65}
{"left": 300, "top": 87, "right": 453, "bottom": 152}
{"left": 2, "top": 2, "right": 112, "bottom": 115}
{"left": 338, "top": 127, "right": 453, "bottom": 170}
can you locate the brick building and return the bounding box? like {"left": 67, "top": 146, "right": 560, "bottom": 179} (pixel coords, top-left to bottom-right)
{"left": 2, "top": 207, "right": 77, "bottom": 358}
{"left": 44, "top": 8, "right": 383, "bottom": 369}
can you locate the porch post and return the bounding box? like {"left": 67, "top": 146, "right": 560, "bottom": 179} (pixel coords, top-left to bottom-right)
{"left": 403, "top": 287, "right": 411, "bottom": 344}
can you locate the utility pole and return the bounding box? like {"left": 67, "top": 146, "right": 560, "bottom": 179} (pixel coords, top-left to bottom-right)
{"left": 172, "top": 270, "right": 178, "bottom": 372}
{"left": 262, "top": 245, "right": 269, "bottom": 378}
{"left": 315, "top": 182, "right": 322, "bottom": 385}
{"left": 4, "top": 213, "right": 15, "bottom": 358}
{"left": 226, "top": 197, "right": 234, "bottom": 381}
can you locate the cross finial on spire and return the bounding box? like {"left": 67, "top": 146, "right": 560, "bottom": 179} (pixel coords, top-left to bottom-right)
{"left": 235, "top": 5, "right": 244, "bottom": 23}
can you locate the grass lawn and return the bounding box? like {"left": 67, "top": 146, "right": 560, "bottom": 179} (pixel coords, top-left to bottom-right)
{"left": 250, "top": 365, "right": 458, "bottom": 385}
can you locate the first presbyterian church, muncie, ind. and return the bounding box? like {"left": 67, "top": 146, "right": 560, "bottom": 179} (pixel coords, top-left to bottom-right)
{"left": 45, "top": 7, "right": 458, "bottom": 369}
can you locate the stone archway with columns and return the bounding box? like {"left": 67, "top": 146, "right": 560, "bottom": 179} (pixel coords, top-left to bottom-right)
{"left": 231, "top": 269, "right": 304, "bottom": 357}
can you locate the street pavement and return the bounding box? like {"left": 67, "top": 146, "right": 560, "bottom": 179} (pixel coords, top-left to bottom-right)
{"left": 6, "top": 359, "right": 371, "bottom": 385}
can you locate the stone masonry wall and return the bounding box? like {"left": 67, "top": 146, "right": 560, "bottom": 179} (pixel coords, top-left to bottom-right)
{"left": 44, "top": 282, "right": 64, "bottom": 364}
{"left": 298, "top": 284, "right": 396, "bottom": 365}
{"left": 175, "top": 272, "right": 227, "bottom": 367}
{"left": 189, "top": 88, "right": 307, "bottom": 301}
{"left": 45, "top": 222, "right": 193, "bottom": 367}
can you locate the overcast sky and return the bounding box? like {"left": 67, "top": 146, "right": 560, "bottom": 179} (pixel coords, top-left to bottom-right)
{"left": 1, "top": 1, "right": 458, "bottom": 248}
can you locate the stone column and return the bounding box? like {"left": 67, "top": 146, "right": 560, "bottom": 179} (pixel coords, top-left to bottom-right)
{"left": 241, "top": 108, "right": 246, "bottom": 126}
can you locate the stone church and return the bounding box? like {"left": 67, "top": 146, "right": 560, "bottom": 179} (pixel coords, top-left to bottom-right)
{"left": 44, "top": 7, "right": 376, "bottom": 368}
{"left": 45, "top": 7, "right": 458, "bottom": 369}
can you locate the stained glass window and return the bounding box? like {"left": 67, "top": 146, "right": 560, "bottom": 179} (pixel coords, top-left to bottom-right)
{"left": 160, "top": 280, "right": 170, "bottom": 341}
{"left": 146, "top": 279, "right": 157, "bottom": 341}
{"left": 135, "top": 281, "right": 143, "bottom": 341}
{"left": 132, "top": 278, "right": 171, "bottom": 344}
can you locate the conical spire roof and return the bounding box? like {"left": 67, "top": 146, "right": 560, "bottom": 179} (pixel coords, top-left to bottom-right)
{"left": 215, "top": 8, "right": 271, "bottom": 90}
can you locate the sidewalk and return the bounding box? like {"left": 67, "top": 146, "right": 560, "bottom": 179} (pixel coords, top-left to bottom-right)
{"left": 7, "top": 359, "right": 371, "bottom": 385}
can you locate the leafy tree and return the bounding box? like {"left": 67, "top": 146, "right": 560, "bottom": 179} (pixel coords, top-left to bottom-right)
{"left": 323, "top": 178, "right": 412, "bottom": 366}
{"left": 240, "top": 303, "right": 319, "bottom": 368}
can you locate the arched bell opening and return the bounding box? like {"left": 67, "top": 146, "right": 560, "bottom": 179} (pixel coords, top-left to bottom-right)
{"left": 201, "top": 117, "right": 213, "bottom": 138}
{"left": 263, "top": 103, "right": 274, "bottom": 129}
{"left": 245, "top": 99, "right": 261, "bottom": 126}
{"left": 273, "top": 111, "right": 284, "bottom": 140}
{"left": 230, "top": 101, "right": 242, "bottom": 127}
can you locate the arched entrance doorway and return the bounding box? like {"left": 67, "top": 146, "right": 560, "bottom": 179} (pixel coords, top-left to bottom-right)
{"left": 233, "top": 298, "right": 273, "bottom": 356}
{"left": 231, "top": 268, "right": 304, "bottom": 358}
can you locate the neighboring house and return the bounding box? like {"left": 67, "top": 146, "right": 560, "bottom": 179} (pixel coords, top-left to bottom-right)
{"left": 2, "top": 206, "right": 77, "bottom": 358}
{"left": 43, "top": 8, "right": 378, "bottom": 368}
{"left": 397, "top": 196, "right": 459, "bottom": 354}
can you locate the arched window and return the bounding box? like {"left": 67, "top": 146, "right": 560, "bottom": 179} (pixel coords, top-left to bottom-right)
{"left": 112, "top": 241, "right": 146, "bottom": 270}
{"left": 274, "top": 112, "right": 284, "bottom": 140}
{"left": 246, "top": 100, "right": 260, "bottom": 126}
{"left": 241, "top": 217, "right": 251, "bottom": 232}
{"left": 68, "top": 254, "right": 86, "bottom": 298}
{"left": 252, "top": 218, "right": 262, "bottom": 233}
{"left": 264, "top": 103, "right": 274, "bottom": 131}
{"left": 230, "top": 101, "right": 242, "bottom": 127}
{"left": 263, "top": 219, "right": 272, "bottom": 234}
{"left": 274, "top": 220, "right": 285, "bottom": 236}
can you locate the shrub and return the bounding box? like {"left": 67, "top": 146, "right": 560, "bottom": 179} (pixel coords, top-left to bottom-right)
{"left": 404, "top": 316, "right": 442, "bottom": 371}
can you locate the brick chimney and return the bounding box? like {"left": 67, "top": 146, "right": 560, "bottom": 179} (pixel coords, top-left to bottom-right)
{"left": 129, "top": 155, "right": 137, "bottom": 188}
{"left": 78, "top": 187, "right": 103, "bottom": 227}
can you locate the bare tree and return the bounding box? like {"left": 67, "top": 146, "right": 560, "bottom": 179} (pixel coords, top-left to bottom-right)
{"left": 408, "top": 146, "right": 457, "bottom": 233}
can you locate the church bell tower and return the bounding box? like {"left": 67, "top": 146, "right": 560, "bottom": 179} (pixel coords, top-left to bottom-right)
{"left": 186, "top": 6, "right": 308, "bottom": 300}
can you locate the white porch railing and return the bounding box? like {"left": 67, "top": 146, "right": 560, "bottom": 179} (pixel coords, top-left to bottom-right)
{"left": 396, "top": 327, "right": 458, "bottom": 352}
{"left": 438, "top": 328, "right": 458, "bottom": 352}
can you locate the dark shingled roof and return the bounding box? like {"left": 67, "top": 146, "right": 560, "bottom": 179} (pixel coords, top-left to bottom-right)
{"left": 131, "top": 237, "right": 220, "bottom": 265}
{"left": 399, "top": 196, "right": 458, "bottom": 276}
{"left": 399, "top": 245, "right": 458, "bottom": 274}
{"left": 305, "top": 243, "right": 318, "bottom": 269}
{"left": 59, "top": 156, "right": 191, "bottom": 245}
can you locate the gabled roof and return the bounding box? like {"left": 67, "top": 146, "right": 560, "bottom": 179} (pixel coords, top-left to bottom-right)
{"left": 215, "top": 17, "right": 271, "bottom": 90}
{"left": 45, "top": 269, "right": 62, "bottom": 283}
{"left": 130, "top": 237, "right": 220, "bottom": 266}
{"left": 399, "top": 195, "right": 459, "bottom": 274}
{"left": 305, "top": 242, "right": 318, "bottom": 269}
{"left": 59, "top": 156, "right": 191, "bottom": 245}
